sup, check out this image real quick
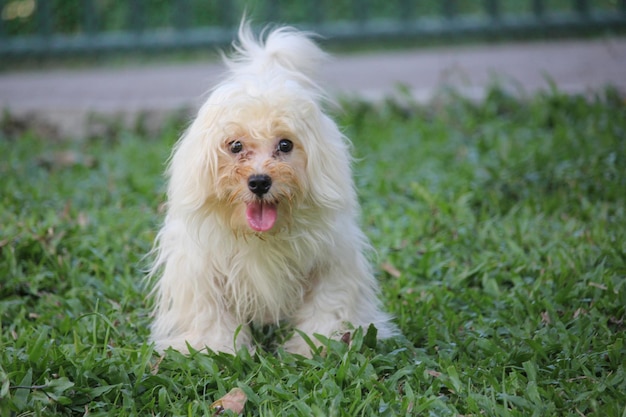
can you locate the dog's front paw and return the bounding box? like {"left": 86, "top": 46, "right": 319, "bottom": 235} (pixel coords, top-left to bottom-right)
{"left": 152, "top": 330, "right": 251, "bottom": 355}
{"left": 282, "top": 333, "right": 317, "bottom": 357}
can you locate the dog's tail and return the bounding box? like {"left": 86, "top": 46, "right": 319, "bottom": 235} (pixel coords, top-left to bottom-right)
{"left": 224, "top": 20, "right": 328, "bottom": 80}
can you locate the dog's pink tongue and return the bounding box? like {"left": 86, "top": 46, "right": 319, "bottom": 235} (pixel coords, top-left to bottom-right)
{"left": 246, "top": 202, "right": 277, "bottom": 232}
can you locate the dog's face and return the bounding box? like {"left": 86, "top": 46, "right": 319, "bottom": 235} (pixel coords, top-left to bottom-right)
{"left": 168, "top": 80, "right": 353, "bottom": 235}
{"left": 211, "top": 98, "right": 309, "bottom": 234}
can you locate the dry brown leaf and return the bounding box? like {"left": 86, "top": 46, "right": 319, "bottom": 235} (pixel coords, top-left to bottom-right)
{"left": 150, "top": 354, "right": 165, "bottom": 375}
{"left": 211, "top": 388, "right": 247, "bottom": 415}
{"left": 588, "top": 282, "right": 607, "bottom": 290}
{"left": 573, "top": 308, "right": 587, "bottom": 319}
{"left": 426, "top": 369, "right": 442, "bottom": 378}
{"left": 37, "top": 151, "right": 96, "bottom": 170}
{"left": 381, "top": 262, "right": 401, "bottom": 278}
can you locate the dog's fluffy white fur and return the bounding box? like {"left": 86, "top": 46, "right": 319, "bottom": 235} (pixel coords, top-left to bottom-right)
{"left": 149, "top": 22, "right": 396, "bottom": 356}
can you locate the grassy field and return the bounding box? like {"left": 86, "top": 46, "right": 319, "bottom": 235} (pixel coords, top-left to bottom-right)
{"left": 0, "top": 87, "right": 625, "bottom": 416}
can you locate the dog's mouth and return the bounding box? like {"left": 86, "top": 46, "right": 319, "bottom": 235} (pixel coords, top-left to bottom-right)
{"left": 245, "top": 201, "right": 278, "bottom": 232}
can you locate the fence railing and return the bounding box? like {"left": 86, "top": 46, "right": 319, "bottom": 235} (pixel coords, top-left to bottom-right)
{"left": 1, "top": 0, "right": 625, "bottom": 58}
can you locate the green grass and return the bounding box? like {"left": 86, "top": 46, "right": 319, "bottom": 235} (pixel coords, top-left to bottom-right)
{"left": 1, "top": 87, "right": 625, "bottom": 416}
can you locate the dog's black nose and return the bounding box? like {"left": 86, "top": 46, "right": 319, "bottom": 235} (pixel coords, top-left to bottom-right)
{"left": 248, "top": 174, "right": 272, "bottom": 197}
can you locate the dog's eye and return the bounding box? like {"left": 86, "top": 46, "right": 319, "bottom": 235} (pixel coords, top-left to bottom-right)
{"left": 278, "top": 139, "right": 293, "bottom": 153}
{"left": 229, "top": 141, "right": 243, "bottom": 154}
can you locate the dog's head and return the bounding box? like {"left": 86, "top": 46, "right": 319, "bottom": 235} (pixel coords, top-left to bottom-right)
{"left": 166, "top": 25, "right": 355, "bottom": 235}
{"left": 211, "top": 88, "right": 310, "bottom": 233}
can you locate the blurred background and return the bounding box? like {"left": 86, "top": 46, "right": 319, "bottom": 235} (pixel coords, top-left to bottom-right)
{"left": 0, "top": 0, "right": 625, "bottom": 139}
{"left": 1, "top": 0, "right": 625, "bottom": 58}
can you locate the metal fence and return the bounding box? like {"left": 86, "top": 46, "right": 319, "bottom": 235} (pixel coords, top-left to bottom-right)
{"left": 1, "top": 0, "right": 625, "bottom": 58}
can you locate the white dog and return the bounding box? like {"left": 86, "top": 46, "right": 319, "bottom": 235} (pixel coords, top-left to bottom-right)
{"left": 148, "top": 22, "right": 396, "bottom": 356}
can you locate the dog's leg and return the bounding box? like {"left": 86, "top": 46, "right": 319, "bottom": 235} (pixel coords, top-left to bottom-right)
{"left": 150, "top": 226, "right": 252, "bottom": 355}
{"left": 283, "top": 253, "right": 396, "bottom": 356}
{"left": 151, "top": 308, "right": 251, "bottom": 355}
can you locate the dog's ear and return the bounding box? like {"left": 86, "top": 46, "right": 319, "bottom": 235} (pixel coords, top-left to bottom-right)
{"left": 165, "top": 111, "right": 221, "bottom": 213}
{"left": 299, "top": 111, "right": 357, "bottom": 212}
